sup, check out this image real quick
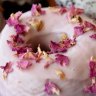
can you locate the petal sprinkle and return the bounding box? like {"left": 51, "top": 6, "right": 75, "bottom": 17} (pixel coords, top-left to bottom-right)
{"left": 44, "top": 79, "right": 61, "bottom": 95}
{"left": 55, "top": 54, "right": 69, "bottom": 66}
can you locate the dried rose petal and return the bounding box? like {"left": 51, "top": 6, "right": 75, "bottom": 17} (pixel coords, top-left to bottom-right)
{"left": 60, "top": 38, "right": 76, "bottom": 49}
{"left": 16, "top": 46, "right": 31, "bottom": 55}
{"left": 69, "top": 5, "right": 75, "bottom": 18}
{"left": 7, "top": 40, "right": 16, "bottom": 50}
{"left": 89, "top": 57, "right": 96, "bottom": 77}
{"left": 71, "top": 15, "right": 82, "bottom": 23}
{"left": 75, "top": 8, "right": 84, "bottom": 15}
{"left": 7, "top": 11, "right": 29, "bottom": 34}
{"left": 44, "top": 79, "right": 61, "bottom": 95}
{"left": 44, "top": 57, "right": 54, "bottom": 69}
{"left": 61, "top": 33, "right": 68, "bottom": 41}
{"left": 55, "top": 54, "right": 69, "bottom": 66}
{"left": 7, "top": 40, "right": 25, "bottom": 53}
{"left": 7, "top": 17, "right": 18, "bottom": 26}
{"left": 59, "top": 7, "right": 67, "bottom": 14}
{"left": 74, "top": 26, "right": 84, "bottom": 37}
{"left": 84, "top": 84, "right": 96, "bottom": 93}
{"left": 0, "top": 62, "right": 13, "bottom": 78}
{"left": 84, "top": 57, "right": 96, "bottom": 93}
{"left": 7, "top": 11, "right": 22, "bottom": 26}
{"left": 19, "top": 51, "right": 36, "bottom": 60}
{"left": 11, "top": 35, "right": 24, "bottom": 44}
{"left": 90, "top": 34, "right": 96, "bottom": 40}
{"left": 13, "top": 11, "right": 22, "bottom": 19}
{"left": 70, "top": 38, "right": 77, "bottom": 46}
{"left": 69, "top": 5, "right": 84, "bottom": 18}
{"left": 31, "top": 4, "right": 46, "bottom": 16}
{"left": 17, "top": 60, "right": 32, "bottom": 69}
{"left": 49, "top": 41, "right": 67, "bottom": 53}
{"left": 29, "top": 19, "right": 44, "bottom": 31}
{"left": 44, "top": 63, "right": 50, "bottom": 69}
{"left": 61, "top": 39, "right": 71, "bottom": 48}
{"left": 55, "top": 69, "right": 65, "bottom": 80}
{"left": 42, "top": 51, "right": 54, "bottom": 68}
{"left": 14, "top": 23, "right": 26, "bottom": 34}
{"left": 84, "top": 72, "right": 96, "bottom": 94}
{"left": 84, "top": 21, "right": 96, "bottom": 31}
{"left": 49, "top": 41, "right": 60, "bottom": 53}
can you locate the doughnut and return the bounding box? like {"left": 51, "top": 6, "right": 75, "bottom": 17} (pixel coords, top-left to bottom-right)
{"left": 0, "top": 4, "right": 96, "bottom": 96}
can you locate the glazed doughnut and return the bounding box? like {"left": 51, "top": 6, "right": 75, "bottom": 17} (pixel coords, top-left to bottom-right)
{"left": 0, "top": 4, "right": 96, "bottom": 96}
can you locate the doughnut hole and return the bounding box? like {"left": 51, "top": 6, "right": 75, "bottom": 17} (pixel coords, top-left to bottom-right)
{"left": 27, "top": 33, "right": 62, "bottom": 52}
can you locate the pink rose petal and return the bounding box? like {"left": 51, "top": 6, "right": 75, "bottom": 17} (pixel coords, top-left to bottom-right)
{"left": 69, "top": 5, "right": 84, "bottom": 18}
{"left": 60, "top": 38, "right": 76, "bottom": 48}
{"left": 90, "top": 34, "right": 96, "bottom": 40}
{"left": 69, "top": 5, "right": 75, "bottom": 17}
{"left": 89, "top": 59, "right": 96, "bottom": 77}
{"left": 49, "top": 41, "right": 67, "bottom": 53}
{"left": 55, "top": 54, "right": 69, "bottom": 66}
{"left": 59, "top": 7, "right": 67, "bottom": 14}
{"left": 7, "top": 18, "right": 18, "bottom": 26}
{"left": 11, "top": 35, "right": 24, "bottom": 44}
{"left": 7, "top": 40, "right": 16, "bottom": 50}
{"left": 84, "top": 57, "right": 96, "bottom": 94}
{"left": 0, "top": 62, "right": 13, "bottom": 75}
{"left": 44, "top": 79, "right": 61, "bottom": 95}
{"left": 74, "top": 26, "right": 84, "bottom": 37}
{"left": 15, "top": 46, "right": 31, "bottom": 55}
{"left": 84, "top": 21, "right": 96, "bottom": 31}
{"left": 75, "top": 8, "right": 84, "bottom": 15}
{"left": 84, "top": 84, "right": 96, "bottom": 93}
{"left": 17, "top": 60, "right": 32, "bottom": 69}
{"left": 14, "top": 23, "right": 26, "bottom": 34}
{"left": 19, "top": 50, "right": 36, "bottom": 60}
{"left": 7, "top": 11, "right": 29, "bottom": 34}
{"left": 61, "top": 39, "right": 71, "bottom": 48}
{"left": 14, "top": 11, "right": 22, "bottom": 19}
{"left": 31, "top": 4, "right": 46, "bottom": 16}
{"left": 7, "top": 11, "right": 22, "bottom": 26}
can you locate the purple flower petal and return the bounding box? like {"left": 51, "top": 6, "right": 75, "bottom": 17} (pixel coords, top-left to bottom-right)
{"left": 55, "top": 54, "right": 69, "bottom": 66}
{"left": 74, "top": 26, "right": 84, "bottom": 37}
{"left": 11, "top": 35, "right": 24, "bottom": 44}
{"left": 89, "top": 58, "right": 96, "bottom": 77}
{"left": 84, "top": 57, "right": 96, "bottom": 94}
{"left": 17, "top": 60, "right": 32, "bottom": 69}
{"left": 84, "top": 84, "right": 96, "bottom": 93}
{"left": 7, "top": 18, "right": 19, "bottom": 26}
{"left": 61, "top": 39, "right": 71, "bottom": 48}
{"left": 90, "top": 34, "right": 96, "bottom": 40}
{"left": 75, "top": 8, "right": 84, "bottom": 15}
{"left": 44, "top": 79, "right": 61, "bottom": 95}
{"left": 7, "top": 40, "right": 16, "bottom": 49}
{"left": 7, "top": 11, "right": 22, "bottom": 26}
{"left": 49, "top": 41, "right": 67, "bottom": 53}
{"left": 7, "top": 40, "right": 26, "bottom": 53}
{"left": 14, "top": 23, "right": 26, "bottom": 34}
{"left": 15, "top": 46, "right": 30, "bottom": 55}
{"left": 0, "top": 62, "right": 13, "bottom": 77}
{"left": 69, "top": 5, "right": 84, "bottom": 18}
{"left": 19, "top": 51, "right": 36, "bottom": 60}
{"left": 31, "top": 4, "right": 46, "bottom": 16}
{"left": 59, "top": 7, "right": 67, "bottom": 14}
{"left": 84, "top": 21, "right": 96, "bottom": 31}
